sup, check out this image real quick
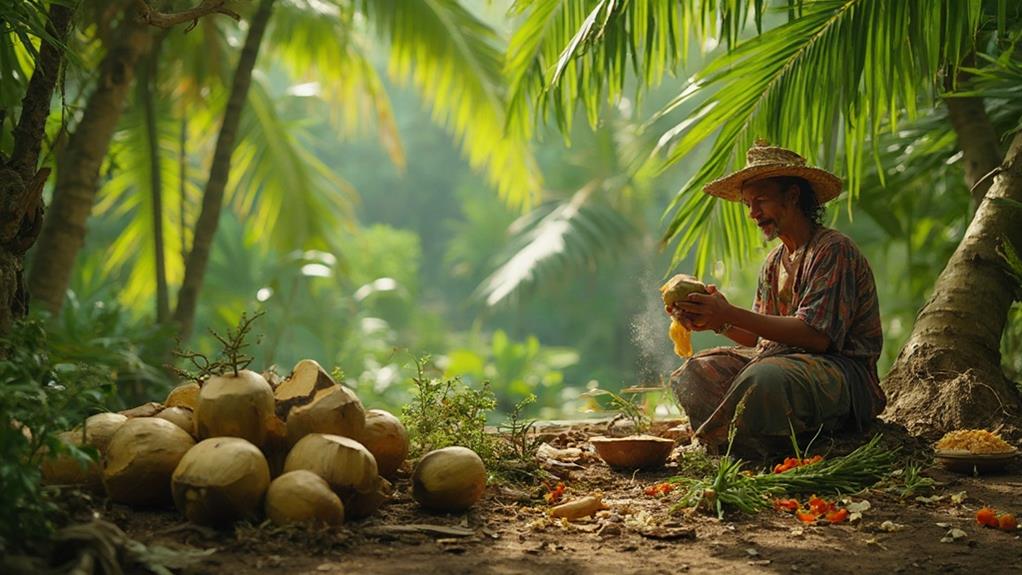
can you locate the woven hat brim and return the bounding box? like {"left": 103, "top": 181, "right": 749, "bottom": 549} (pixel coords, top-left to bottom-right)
{"left": 703, "top": 165, "right": 841, "bottom": 203}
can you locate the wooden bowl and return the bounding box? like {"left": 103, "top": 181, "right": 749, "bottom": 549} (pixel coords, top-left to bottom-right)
{"left": 589, "top": 435, "right": 674, "bottom": 470}
{"left": 933, "top": 449, "right": 1017, "bottom": 474}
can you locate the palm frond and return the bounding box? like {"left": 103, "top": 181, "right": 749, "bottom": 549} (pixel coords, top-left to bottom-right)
{"left": 649, "top": 0, "right": 994, "bottom": 273}
{"left": 269, "top": 0, "right": 405, "bottom": 168}
{"left": 226, "top": 74, "right": 359, "bottom": 253}
{"left": 475, "top": 181, "right": 638, "bottom": 307}
{"left": 362, "top": 0, "right": 541, "bottom": 209}
{"left": 94, "top": 94, "right": 194, "bottom": 308}
{"left": 505, "top": 0, "right": 767, "bottom": 139}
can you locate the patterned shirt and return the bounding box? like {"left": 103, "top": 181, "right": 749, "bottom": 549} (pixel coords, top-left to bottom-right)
{"left": 753, "top": 227, "right": 886, "bottom": 420}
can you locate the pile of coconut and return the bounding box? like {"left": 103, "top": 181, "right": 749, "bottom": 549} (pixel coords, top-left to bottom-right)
{"left": 42, "top": 359, "right": 487, "bottom": 527}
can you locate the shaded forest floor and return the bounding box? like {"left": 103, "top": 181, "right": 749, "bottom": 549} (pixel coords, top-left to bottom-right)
{"left": 32, "top": 422, "right": 1022, "bottom": 575}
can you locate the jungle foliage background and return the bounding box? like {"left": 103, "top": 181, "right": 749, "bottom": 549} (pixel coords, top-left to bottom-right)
{"left": 3, "top": 0, "right": 1021, "bottom": 424}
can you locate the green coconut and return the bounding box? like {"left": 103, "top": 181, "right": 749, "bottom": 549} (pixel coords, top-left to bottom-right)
{"left": 659, "top": 274, "right": 707, "bottom": 306}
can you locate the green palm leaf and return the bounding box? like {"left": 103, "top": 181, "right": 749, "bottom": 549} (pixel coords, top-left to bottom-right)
{"left": 269, "top": 0, "right": 405, "bottom": 168}
{"left": 505, "top": 0, "right": 764, "bottom": 139}
{"left": 650, "top": 0, "right": 993, "bottom": 272}
{"left": 226, "top": 74, "right": 358, "bottom": 252}
{"left": 363, "top": 0, "right": 541, "bottom": 209}
{"left": 475, "top": 181, "right": 638, "bottom": 306}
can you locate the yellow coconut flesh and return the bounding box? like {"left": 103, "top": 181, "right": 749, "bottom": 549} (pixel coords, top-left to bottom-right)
{"left": 659, "top": 274, "right": 707, "bottom": 358}
{"left": 103, "top": 417, "right": 195, "bottom": 506}
{"left": 285, "top": 385, "right": 365, "bottom": 447}
{"left": 156, "top": 406, "right": 194, "bottom": 436}
{"left": 358, "top": 409, "right": 409, "bottom": 478}
{"left": 283, "top": 433, "right": 381, "bottom": 519}
{"left": 411, "top": 446, "right": 486, "bottom": 512}
{"left": 171, "top": 437, "right": 270, "bottom": 526}
{"left": 42, "top": 412, "right": 128, "bottom": 488}
{"left": 165, "top": 382, "right": 200, "bottom": 410}
{"left": 265, "top": 470, "right": 344, "bottom": 525}
{"left": 195, "top": 369, "right": 275, "bottom": 447}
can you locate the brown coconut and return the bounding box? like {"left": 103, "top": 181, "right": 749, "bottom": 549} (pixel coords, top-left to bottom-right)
{"left": 411, "top": 446, "right": 486, "bottom": 512}
{"left": 119, "top": 401, "right": 164, "bottom": 418}
{"left": 283, "top": 433, "right": 382, "bottom": 519}
{"left": 261, "top": 414, "right": 289, "bottom": 478}
{"left": 357, "top": 409, "right": 408, "bottom": 478}
{"left": 156, "top": 406, "right": 194, "bottom": 436}
{"left": 273, "top": 359, "right": 337, "bottom": 419}
{"left": 171, "top": 437, "right": 270, "bottom": 526}
{"left": 285, "top": 385, "right": 365, "bottom": 446}
{"left": 165, "top": 382, "right": 200, "bottom": 410}
{"left": 265, "top": 470, "right": 344, "bottom": 525}
{"left": 195, "top": 369, "right": 275, "bottom": 447}
{"left": 103, "top": 417, "right": 195, "bottom": 506}
{"left": 41, "top": 412, "right": 128, "bottom": 488}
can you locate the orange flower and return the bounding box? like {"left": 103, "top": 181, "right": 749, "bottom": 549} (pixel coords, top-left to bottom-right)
{"left": 773, "top": 498, "right": 799, "bottom": 512}
{"left": 824, "top": 508, "right": 849, "bottom": 524}
{"left": 544, "top": 482, "right": 566, "bottom": 504}
{"left": 998, "top": 513, "right": 1017, "bottom": 532}
{"left": 976, "top": 507, "right": 999, "bottom": 528}
{"left": 796, "top": 510, "right": 819, "bottom": 524}
{"left": 808, "top": 496, "right": 834, "bottom": 515}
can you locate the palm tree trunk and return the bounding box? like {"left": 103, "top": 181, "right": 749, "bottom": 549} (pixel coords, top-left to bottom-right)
{"left": 0, "top": 2, "right": 75, "bottom": 333}
{"left": 945, "top": 91, "right": 1001, "bottom": 208}
{"left": 882, "top": 127, "right": 1022, "bottom": 437}
{"left": 141, "top": 35, "right": 170, "bottom": 323}
{"left": 173, "top": 0, "right": 275, "bottom": 340}
{"left": 27, "top": 18, "right": 152, "bottom": 315}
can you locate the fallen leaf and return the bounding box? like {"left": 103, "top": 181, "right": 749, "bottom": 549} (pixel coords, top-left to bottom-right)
{"left": 940, "top": 528, "right": 967, "bottom": 543}
{"left": 879, "top": 520, "right": 905, "bottom": 532}
{"left": 950, "top": 491, "right": 968, "bottom": 505}
{"left": 846, "top": 501, "right": 871, "bottom": 513}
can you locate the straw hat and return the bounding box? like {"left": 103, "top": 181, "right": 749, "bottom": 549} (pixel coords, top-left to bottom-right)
{"left": 703, "top": 140, "right": 841, "bottom": 204}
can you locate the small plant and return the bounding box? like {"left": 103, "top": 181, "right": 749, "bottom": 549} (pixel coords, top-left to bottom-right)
{"left": 172, "top": 311, "right": 264, "bottom": 381}
{"left": 400, "top": 356, "right": 498, "bottom": 464}
{"left": 580, "top": 387, "right": 651, "bottom": 433}
{"left": 0, "top": 320, "right": 114, "bottom": 552}
{"left": 494, "top": 394, "right": 544, "bottom": 482}
{"left": 889, "top": 462, "right": 936, "bottom": 498}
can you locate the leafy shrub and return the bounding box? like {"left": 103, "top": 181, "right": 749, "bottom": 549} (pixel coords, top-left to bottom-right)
{"left": 400, "top": 356, "right": 542, "bottom": 482}
{"left": 0, "top": 320, "right": 114, "bottom": 552}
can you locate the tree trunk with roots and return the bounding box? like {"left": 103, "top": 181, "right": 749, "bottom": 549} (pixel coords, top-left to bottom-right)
{"left": 173, "top": 0, "right": 275, "bottom": 340}
{"left": 27, "top": 18, "right": 152, "bottom": 315}
{"left": 0, "top": 4, "right": 75, "bottom": 333}
{"left": 882, "top": 112, "right": 1022, "bottom": 438}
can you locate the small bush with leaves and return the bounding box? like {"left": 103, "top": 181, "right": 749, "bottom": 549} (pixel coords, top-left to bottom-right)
{"left": 401, "top": 356, "right": 498, "bottom": 465}
{"left": 401, "top": 357, "right": 545, "bottom": 483}
{"left": 0, "top": 320, "right": 114, "bottom": 552}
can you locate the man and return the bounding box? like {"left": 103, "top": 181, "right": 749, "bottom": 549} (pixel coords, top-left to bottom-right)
{"left": 668, "top": 141, "right": 885, "bottom": 456}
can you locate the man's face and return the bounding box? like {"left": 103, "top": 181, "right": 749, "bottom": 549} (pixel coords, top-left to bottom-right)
{"left": 740, "top": 179, "right": 796, "bottom": 240}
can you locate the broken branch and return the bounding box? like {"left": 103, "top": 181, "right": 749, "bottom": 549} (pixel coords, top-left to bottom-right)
{"left": 134, "top": 0, "right": 242, "bottom": 31}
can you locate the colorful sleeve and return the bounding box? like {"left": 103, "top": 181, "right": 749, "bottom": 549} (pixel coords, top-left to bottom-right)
{"left": 793, "top": 240, "right": 857, "bottom": 351}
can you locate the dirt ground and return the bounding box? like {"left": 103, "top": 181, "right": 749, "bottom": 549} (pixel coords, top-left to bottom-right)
{"left": 32, "top": 421, "right": 1022, "bottom": 575}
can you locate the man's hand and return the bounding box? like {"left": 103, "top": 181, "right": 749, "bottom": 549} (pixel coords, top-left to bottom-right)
{"left": 676, "top": 284, "right": 731, "bottom": 332}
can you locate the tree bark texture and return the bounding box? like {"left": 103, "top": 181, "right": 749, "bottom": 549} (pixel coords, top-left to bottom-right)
{"left": 882, "top": 129, "right": 1022, "bottom": 438}
{"left": 173, "top": 0, "right": 275, "bottom": 340}
{"left": 945, "top": 96, "right": 1001, "bottom": 207}
{"left": 0, "top": 3, "right": 75, "bottom": 333}
{"left": 27, "top": 18, "right": 152, "bottom": 315}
